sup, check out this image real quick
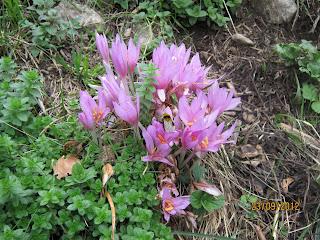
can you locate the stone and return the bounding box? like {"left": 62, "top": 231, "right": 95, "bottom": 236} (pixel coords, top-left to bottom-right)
{"left": 252, "top": 0, "right": 297, "bottom": 24}
{"left": 55, "top": 2, "right": 103, "bottom": 27}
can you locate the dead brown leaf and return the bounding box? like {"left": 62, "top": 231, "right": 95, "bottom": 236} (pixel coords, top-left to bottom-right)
{"left": 105, "top": 191, "right": 116, "bottom": 240}
{"left": 281, "top": 177, "right": 295, "bottom": 193}
{"left": 102, "top": 163, "right": 114, "bottom": 187}
{"left": 63, "top": 140, "right": 83, "bottom": 155}
{"left": 231, "top": 33, "right": 255, "bottom": 46}
{"left": 193, "top": 181, "right": 222, "bottom": 196}
{"left": 53, "top": 154, "right": 80, "bottom": 179}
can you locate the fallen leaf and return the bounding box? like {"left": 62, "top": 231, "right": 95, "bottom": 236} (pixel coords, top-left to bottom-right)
{"left": 237, "top": 144, "right": 261, "bottom": 158}
{"left": 281, "top": 177, "right": 295, "bottom": 193}
{"left": 63, "top": 140, "right": 83, "bottom": 155}
{"left": 102, "top": 163, "right": 114, "bottom": 187}
{"left": 53, "top": 155, "right": 80, "bottom": 179}
{"left": 243, "top": 111, "right": 256, "bottom": 124}
{"left": 105, "top": 191, "right": 116, "bottom": 240}
{"left": 255, "top": 225, "right": 267, "bottom": 240}
{"left": 231, "top": 33, "right": 255, "bottom": 46}
{"left": 193, "top": 181, "right": 222, "bottom": 196}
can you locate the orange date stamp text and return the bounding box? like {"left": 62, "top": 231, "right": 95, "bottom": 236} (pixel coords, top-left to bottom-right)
{"left": 251, "top": 201, "right": 301, "bottom": 211}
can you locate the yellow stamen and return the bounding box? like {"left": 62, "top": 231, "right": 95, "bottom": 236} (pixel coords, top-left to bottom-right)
{"left": 157, "top": 133, "right": 167, "bottom": 144}
{"left": 191, "top": 134, "right": 197, "bottom": 141}
{"left": 93, "top": 109, "right": 103, "bottom": 123}
{"left": 200, "top": 136, "right": 209, "bottom": 149}
{"left": 187, "top": 121, "right": 194, "bottom": 127}
{"left": 164, "top": 199, "right": 174, "bottom": 212}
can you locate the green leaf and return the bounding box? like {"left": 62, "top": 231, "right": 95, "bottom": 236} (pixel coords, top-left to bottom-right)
{"left": 114, "top": 0, "right": 129, "bottom": 9}
{"left": 203, "top": 0, "right": 213, "bottom": 8}
{"left": 302, "top": 83, "right": 318, "bottom": 101}
{"left": 311, "top": 101, "right": 320, "bottom": 113}
{"left": 191, "top": 161, "right": 206, "bottom": 181}
{"left": 186, "top": 6, "right": 207, "bottom": 18}
{"left": 190, "top": 190, "right": 203, "bottom": 209}
{"left": 172, "top": 0, "right": 193, "bottom": 9}
{"left": 201, "top": 194, "right": 225, "bottom": 212}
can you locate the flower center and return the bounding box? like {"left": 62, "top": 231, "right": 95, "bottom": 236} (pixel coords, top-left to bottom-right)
{"left": 187, "top": 120, "right": 194, "bottom": 127}
{"left": 93, "top": 109, "right": 103, "bottom": 123}
{"left": 191, "top": 134, "right": 197, "bottom": 141}
{"left": 157, "top": 133, "right": 167, "bottom": 144}
{"left": 200, "top": 136, "right": 209, "bottom": 149}
{"left": 164, "top": 199, "right": 174, "bottom": 212}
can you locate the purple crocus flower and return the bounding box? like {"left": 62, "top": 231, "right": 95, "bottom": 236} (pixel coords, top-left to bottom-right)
{"left": 152, "top": 42, "right": 177, "bottom": 92}
{"left": 100, "top": 69, "right": 121, "bottom": 103}
{"left": 128, "top": 38, "right": 140, "bottom": 74}
{"left": 178, "top": 92, "right": 207, "bottom": 127}
{"left": 110, "top": 35, "right": 128, "bottom": 78}
{"left": 141, "top": 127, "right": 173, "bottom": 166}
{"left": 110, "top": 35, "right": 140, "bottom": 78}
{"left": 146, "top": 119, "right": 179, "bottom": 147}
{"left": 161, "top": 187, "right": 190, "bottom": 222}
{"left": 113, "top": 89, "right": 140, "bottom": 126}
{"left": 78, "top": 89, "right": 110, "bottom": 129}
{"left": 160, "top": 177, "right": 179, "bottom": 197}
{"left": 96, "top": 32, "right": 109, "bottom": 63}
{"left": 194, "top": 121, "right": 237, "bottom": 153}
{"left": 208, "top": 82, "right": 241, "bottom": 115}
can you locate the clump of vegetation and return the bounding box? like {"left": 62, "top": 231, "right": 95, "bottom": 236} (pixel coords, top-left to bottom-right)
{"left": 276, "top": 40, "right": 320, "bottom": 114}
{"left": 20, "top": 0, "right": 80, "bottom": 55}
{"left": 113, "top": 0, "right": 242, "bottom": 27}
{"left": 0, "top": 57, "right": 173, "bottom": 239}
{"left": 78, "top": 32, "right": 240, "bottom": 233}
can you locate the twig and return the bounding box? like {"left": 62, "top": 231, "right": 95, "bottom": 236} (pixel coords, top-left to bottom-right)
{"left": 291, "top": 0, "right": 300, "bottom": 31}
{"left": 223, "top": 0, "right": 237, "bottom": 34}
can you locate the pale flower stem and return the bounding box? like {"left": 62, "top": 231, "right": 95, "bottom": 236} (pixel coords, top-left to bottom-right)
{"left": 134, "top": 125, "right": 141, "bottom": 140}
{"left": 181, "top": 152, "right": 195, "bottom": 168}
{"left": 90, "top": 129, "right": 99, "bottom": 146}
{"left": 173, "top": 147, "right": 184, "bottom": 157}
{"left": 179, "top": 149, "right": 186, "bottom": 167}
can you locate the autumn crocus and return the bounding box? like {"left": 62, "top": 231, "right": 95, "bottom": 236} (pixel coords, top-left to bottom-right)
{"left": 141, "top": 127, "right": 173, "bottom": 166}
{"left": 127, "top": 38, "right": 140, "bottom": 73}
{"left": 110, "top": 35, "right": 140, "bottom": 78}
{"left": 110, "top": 35, "right": 128, "bottom": 78}
{"left": 113, "top": 89, "right": 140, "bottom": 126}
{"left": 96, "top": 32, "right": 109, "bottom": 63}
{"left": 160, "top": 178, "right": 179, "bottom": 197}
{"left": 208, "top": 82, "right": 241, "bottom": 115}
{"left": 100, "top": 69, "right": 121, "bottom": 103}
{"left": 194, "top": 121, "right": 237, "bottom": 154}
{"left": 161, "top": 187, "right": 190, "bottom": 222}
{"left": 146, "top": 119, "right": 179, "bottom": 147}
{"left": 78, "top": 89, "right": 110, "bottom": 129}
{"left": 152, "top": 42, "right": 177, "bottom": 99}
{"left": 178, "top": 92, "right": 207, "bottom": 127}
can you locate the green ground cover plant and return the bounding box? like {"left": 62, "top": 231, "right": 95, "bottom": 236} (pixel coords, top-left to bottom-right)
{"left": 276, "top": 40, "right": 320, "bottom": 114}
{"left": 0, "top": 56, "right": 173, "bottom": 239}
{"left": 113, "top": 0, "right": 242, "bottom": 27}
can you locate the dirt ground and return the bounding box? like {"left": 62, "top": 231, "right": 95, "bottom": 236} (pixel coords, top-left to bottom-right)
{"left": 172, "top": 1, "right": 320, "bottom": 239}
{"left": 23, "top": 1, "right": 320, "bottom": 238}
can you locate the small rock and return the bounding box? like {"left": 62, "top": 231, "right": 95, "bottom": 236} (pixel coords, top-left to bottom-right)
{"left": 243, "top": 111, "right": 256, "bottom": 124}
{"left": 252, "top": 0, "right": 297, "bottom": 24}
{"left": 231, "top": 33, "right": 255, "bottom": 46}
{"left": 55, "top": 2, "right": 103, "bottom": 27}
{"left": 132, "top": 24, "right": 154, "bottom": 47}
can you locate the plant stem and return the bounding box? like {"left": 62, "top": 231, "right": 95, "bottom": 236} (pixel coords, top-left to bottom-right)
{"left": 181, "top": 152, "right": 195, "bottom": 169}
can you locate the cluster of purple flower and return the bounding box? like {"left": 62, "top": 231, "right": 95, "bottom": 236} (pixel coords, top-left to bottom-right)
{"left": 78, "top": 33, "right": 240, "bottom": 222}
